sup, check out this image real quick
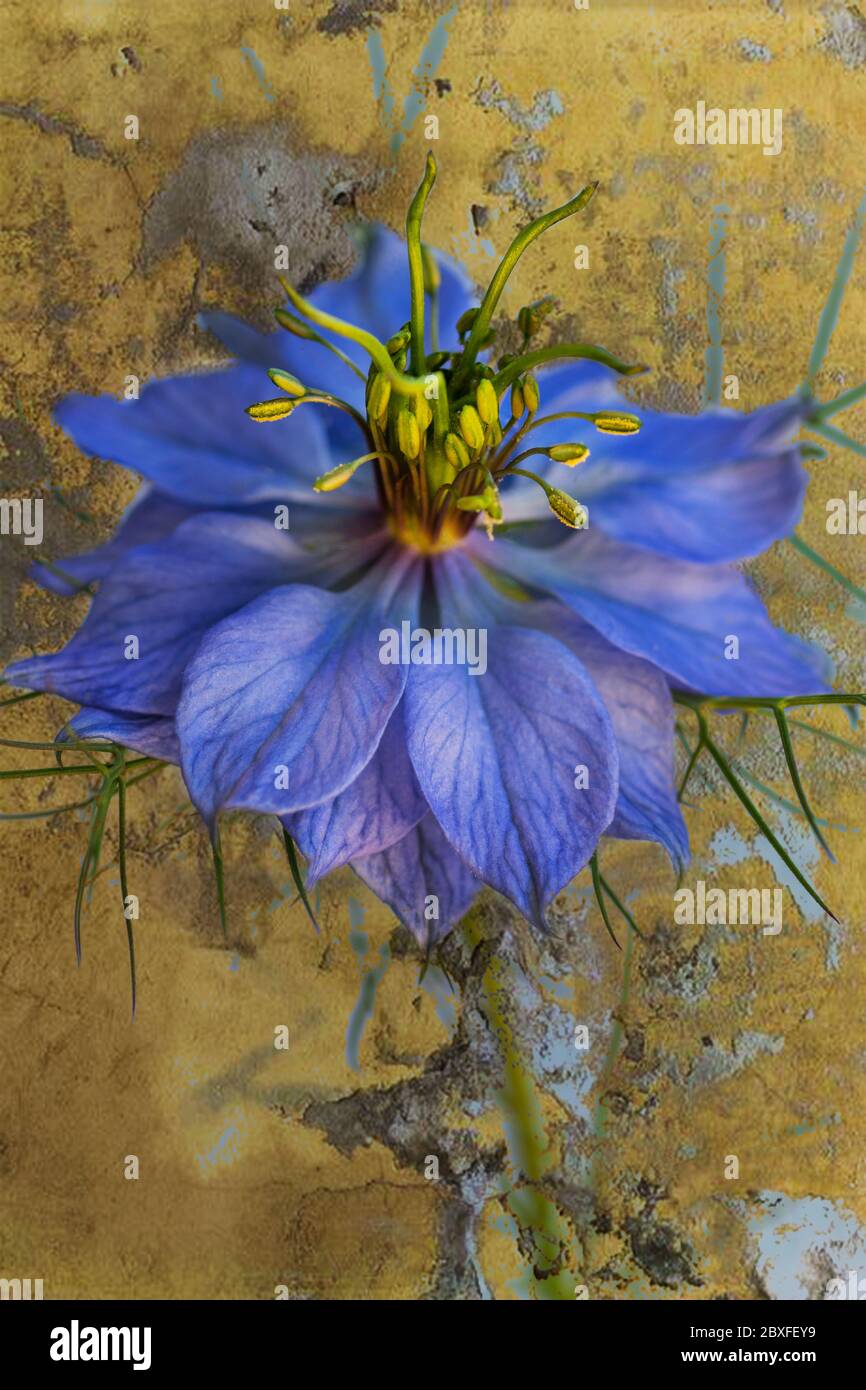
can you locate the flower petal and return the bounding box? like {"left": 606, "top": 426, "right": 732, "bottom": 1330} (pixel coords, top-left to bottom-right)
{"left": 32, "top": 487, "right": 197, "bottom": 595}
{"left": 282, "top": 702, "right": 427, "bottom": 886}
{"left": 176, "top": 551, "right": 422, "bottom": 827}
{"left": 352, "top": 812, "right": 478, "bottom": 948}
{"left": 5, "top": 514, "right": 335, "bottom": 716}
{"left": 403, "top": 553, "right": 619, "bottom": 929}
{"left": 505, "top": 374, "right": 809, "bottom": 563}
{"left": 54, "top": 363, "right": 342, "bottom": 506}
{"left": 475, "top": 532, "right": 830, "bottom": 698}
{"left": 62, "top": 707, "right": 180, "bottom": 763}
{"left": 525, "top": 600, "right": 688, "bottom": 867}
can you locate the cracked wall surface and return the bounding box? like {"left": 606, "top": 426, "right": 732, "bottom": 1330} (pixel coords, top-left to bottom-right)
{"left": 1, "top": 0, "right": 865, "bottom": 1299}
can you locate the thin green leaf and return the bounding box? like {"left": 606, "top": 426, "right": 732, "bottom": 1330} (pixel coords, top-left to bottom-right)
{"left": 280, "top": 828, "right": 319, "bottom": 933}
{"left": 211, "top": 829, "right": 228, "bottom": 942}
{"left": 803, "top": 188, "right": 866, "bottom": 391}
{"left": 677, "top": 733, "right": 706, "bottom": 801}
{"left": 788, "top": 717, "right": 866, "bottom": 758}
{"left": 788, "top": 533, "right": 866, "bottom": 608}
{"left": 0, "top": 690, "right": 43, "bottom": 708}
{"left": 773, "top": 708, "right": 834, "bottom": 860}
{"left": 74, "top": 780, "right": 115, "bottom": 964}
{"left": 0, "top": 764, "right": 103, "bottom": 781}
{"left": 815, "top": 378, "right": 866, "bottom": 421}
{"left": 808, "top": 420, "right": 866, "bottom": 460}
{"left": 116, "top": 777, "right": 136, "bottom": 1019}
{"left": 598, "top": 871, "right": 644, "bottom": 940}
{"left": 590, "top": 853, "right": 621, "bottom": 951}
{"left": 702, "top": 725, "right": 836, "bottom": 922}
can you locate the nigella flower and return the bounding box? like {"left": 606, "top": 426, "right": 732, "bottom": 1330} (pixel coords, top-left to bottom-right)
{"left": 6, "top": 158, "right": 831, "bottom": 947}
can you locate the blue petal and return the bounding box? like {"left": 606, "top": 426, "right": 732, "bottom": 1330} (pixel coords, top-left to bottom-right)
{"left": 403, "top": 553, "right": 619, "bottom": 929}
{"left": 32, "top": 487, "right": 196, "bottom": 595}
{"left": 62, "top": 707, "right": 180, "bottom": 763}
{"left": 525, "top": 600, "right": 688, "bottom": 867}
{"left": 176, "top": 550, "right": 422, "bottom": 826}
{"left": 283, "top": 702, "right": 427, "bottom": 885}
{"left": 474, "top": 532, "right": 830, "bottom": 698}
{"left": 352, "top": 813, "right": 478, "bottom": 947}
{"left": 33, "top": 486, "right": 380, "bottom": 598}
{"left": 54, "top": 363, "right": 350, "bottom": 507}
{"left": 5, "top": 514, "right": 332, "bottom": 716}
{"left": 506, "top": 374, "right": 809, "bottom": 563}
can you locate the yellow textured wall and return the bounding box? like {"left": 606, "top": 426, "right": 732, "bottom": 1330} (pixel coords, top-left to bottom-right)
{"left": 1, "top": 0, "right": 865, "bottom": 1299}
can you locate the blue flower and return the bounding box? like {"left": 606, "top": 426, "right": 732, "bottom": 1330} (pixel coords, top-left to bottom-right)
{"left": 6, "top": 169, "right": 830, "bottom": 946}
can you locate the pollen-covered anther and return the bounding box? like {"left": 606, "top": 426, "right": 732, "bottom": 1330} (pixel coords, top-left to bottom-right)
{"left": 547, "top": 443, "right": 590, "bottom": 466}
{"left": 412, "top": 394, "right": 433, "bottom": 432}
{"left": 396, "top": 408, "right": 421, "bottom": 461}
{"left": 456, "top": 306, "right": 480, "bottom": 340}
{"left": 591, "top": 411, "right": 641, "bottom": 435}
{"left": 523, "top": 375, "right": 540, "bottom": 414}
{"left": 444, "top": 431, "right": 470, "bottom": 471}
{"left": 517, "top": 295, "right": 558, "bottom": 340}
{"left": 267, "top": 368, "right": 306, "bottom": 397}
{"left": 245, "top": 398, "right": 297, "bottom": 422}
{"left": 458, "top": 404, "right": 485, "bottom": 453}
{"left": 547, "top": 488, "right": 589, "bottom": 529}
{"left": 368, "top": 373, "right": 392, "bottom": 426}
{"left": 475, "top": 378, "right": 499, "bottom": 426}
{"left": 313, "top": 453, "right": 382, "bottom": 492}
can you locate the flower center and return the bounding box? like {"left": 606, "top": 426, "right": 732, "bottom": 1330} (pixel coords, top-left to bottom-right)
{"left": 245, "top": 155, "right": 646, "bottom": 547}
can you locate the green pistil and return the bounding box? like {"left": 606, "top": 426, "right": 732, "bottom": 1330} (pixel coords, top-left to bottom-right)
{"left": 492, "top": 343, "right": 646, "bottom": 397}
{"left": 452, "top": 181, "right": 599, "bottom": 393}
{"left": 406, "top": 153, "right": 437, "bottom": 374}
{"left": 277, "top": 275, "right": 430, "bottom": 399}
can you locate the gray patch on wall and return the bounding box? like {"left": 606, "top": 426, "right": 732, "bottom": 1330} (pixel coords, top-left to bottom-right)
{"left": 819, "top": 2, "right": 866, "bottom": 68}
{"left": 141, "top": 123, "right": 382, "bottom": 326}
